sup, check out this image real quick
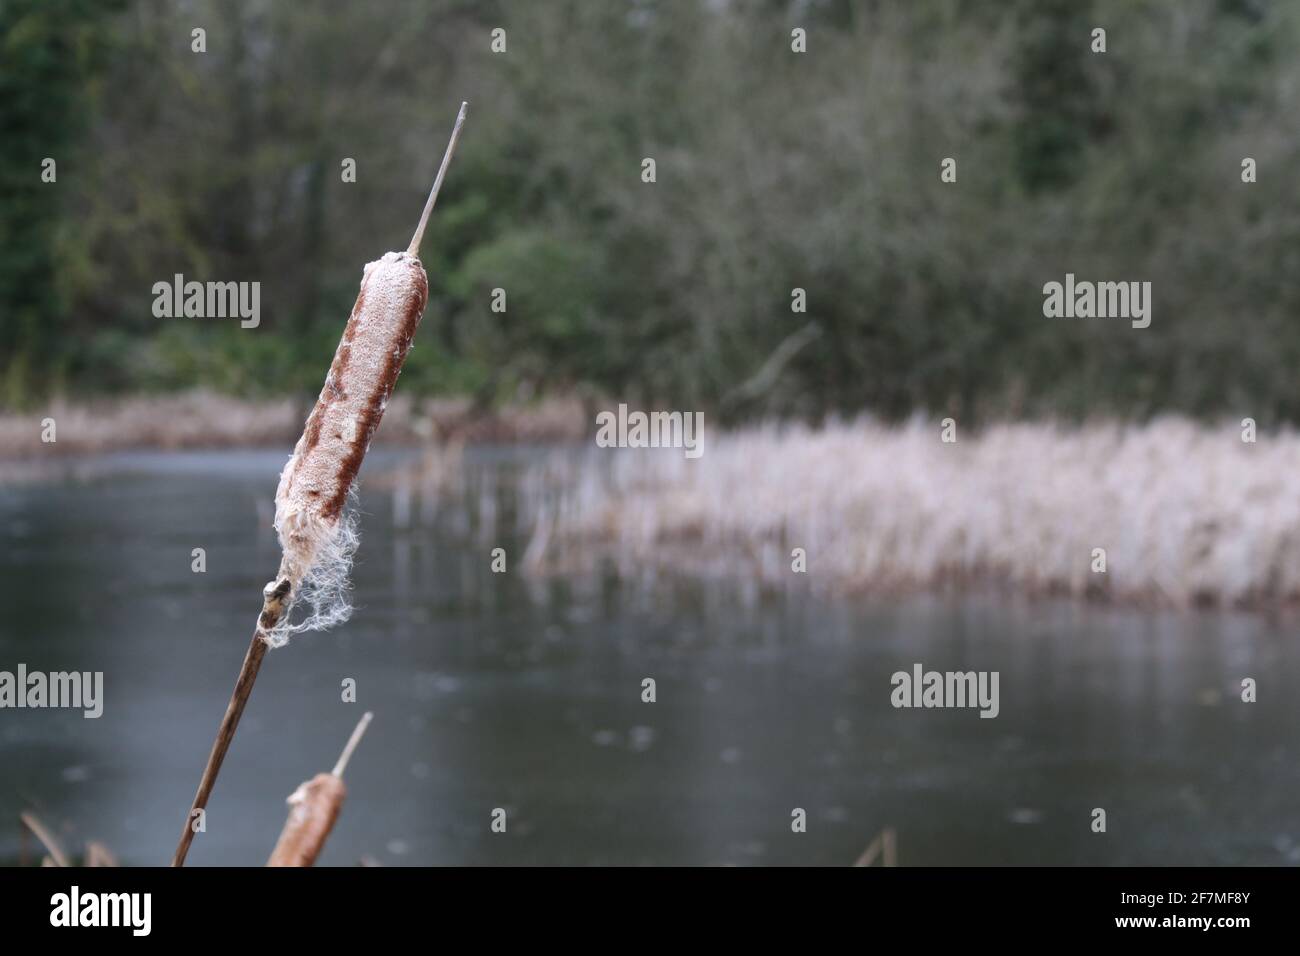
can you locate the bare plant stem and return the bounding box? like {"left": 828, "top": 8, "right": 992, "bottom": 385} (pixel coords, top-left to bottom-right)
{"left": 171, "top": 578, "right": 290, "bottom": 866}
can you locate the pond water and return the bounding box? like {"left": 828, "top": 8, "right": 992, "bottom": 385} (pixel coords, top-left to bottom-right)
{"left": 1, "top": 448, "right": 1297, "bottom": 865}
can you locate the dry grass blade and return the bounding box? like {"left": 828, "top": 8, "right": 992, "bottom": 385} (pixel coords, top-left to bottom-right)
{"left": 20, "top": 812, "right": 70, "bottom": 868}
{"left": 85, "top": 840, "right": 120, "bottom": 867}
{"left": 853, "top": 827, "right": 898, "bottom": 867}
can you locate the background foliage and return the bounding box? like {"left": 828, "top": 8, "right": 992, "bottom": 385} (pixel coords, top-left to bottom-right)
{"left": 1, "top": 0, "right": 1295, "bottom": 423}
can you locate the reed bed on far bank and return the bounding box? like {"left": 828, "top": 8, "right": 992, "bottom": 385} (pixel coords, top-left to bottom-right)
{"left": 520, "top": 418, "right": 1300, "bottom": 608}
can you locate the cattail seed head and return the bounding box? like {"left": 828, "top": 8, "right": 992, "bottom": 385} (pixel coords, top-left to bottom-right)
{"left": 266, "top": 772, "right": 347, "bottom": 867}
{"left": 268, "top": 251, "right": 429, "bottom": 643}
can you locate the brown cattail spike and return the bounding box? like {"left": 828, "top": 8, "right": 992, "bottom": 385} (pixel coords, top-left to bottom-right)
{"left": 173, "top": 102, "right": 468, "bottom": 867}
{"left": 266, "top": 713, "right": 373, "bottom": 867}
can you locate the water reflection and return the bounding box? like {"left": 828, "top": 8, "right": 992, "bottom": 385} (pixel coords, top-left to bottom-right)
{"left": 0, "top": 448, "right": 1296, "bottom": 865}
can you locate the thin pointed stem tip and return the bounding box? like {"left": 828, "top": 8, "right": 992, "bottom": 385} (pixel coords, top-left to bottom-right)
{"left": 407, "top": 101, "right": 468, "bottom": 256}
{"left": 332, "top": 711, "right": 374, "bottom": 777}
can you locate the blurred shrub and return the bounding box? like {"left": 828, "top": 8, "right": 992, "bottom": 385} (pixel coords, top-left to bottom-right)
{"left": 2, "top": 0, "right": 1297, "bottom": 425}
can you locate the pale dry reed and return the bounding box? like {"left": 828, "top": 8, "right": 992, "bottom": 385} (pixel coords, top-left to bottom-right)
{"left": 522, "top": 417, "right": 1300, "bottom": 607}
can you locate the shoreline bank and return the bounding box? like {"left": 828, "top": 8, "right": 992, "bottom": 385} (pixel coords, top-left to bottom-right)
{"left": 0, "top": 391, "right": 587, "bottom": 463}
